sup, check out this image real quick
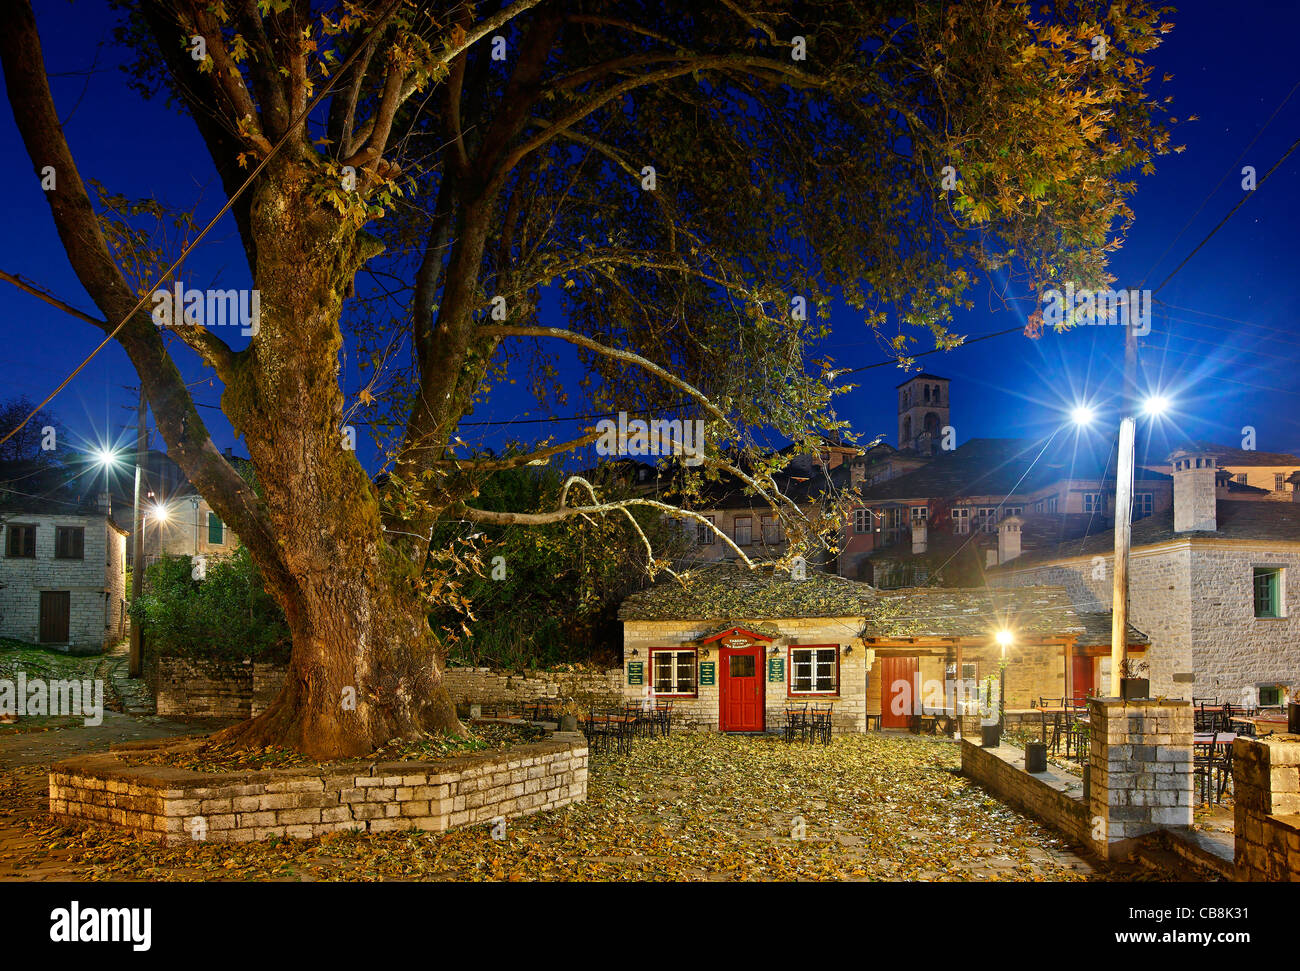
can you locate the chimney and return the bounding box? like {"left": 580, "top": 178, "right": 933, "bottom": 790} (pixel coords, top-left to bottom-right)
{"left": 224, "top": 446, "right": 233, "bottom": 458}
{"left": 96, "top": 492, "right": 111, "bottom": 515}
{"left": 997, "top": 515, "right": 1022, "bottom": 564}
{"left": 912, "top": 519, "right": 927, "bottom": 555}
{"left": 1170, "top": 449, "right": 1217, "bottom": 532}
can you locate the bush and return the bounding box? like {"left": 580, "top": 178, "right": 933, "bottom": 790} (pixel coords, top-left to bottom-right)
{"left": 131, "top": 547, "right": 290, "bottom": 662}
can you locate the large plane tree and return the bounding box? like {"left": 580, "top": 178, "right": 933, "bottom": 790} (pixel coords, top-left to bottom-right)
{"left": 0, "top": 0, "right": 1174, "bottom": 756}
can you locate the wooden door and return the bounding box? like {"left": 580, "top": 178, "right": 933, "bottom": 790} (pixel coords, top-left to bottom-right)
{"left": 1071, "top": 655, "right": 1096, "bottom": 702}
{"left": 719, "top": 645, "right": 764, "bottom": 731}
{"left": 880, "top": 655, "right": 919, "bottom": 729}
{"left": 39, "top": 591, "right": 70, "bottom": 643}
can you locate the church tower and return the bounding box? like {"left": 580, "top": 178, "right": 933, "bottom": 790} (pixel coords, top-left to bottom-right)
{"left": 897, "top": 374, "right": 950, "bottom": 454}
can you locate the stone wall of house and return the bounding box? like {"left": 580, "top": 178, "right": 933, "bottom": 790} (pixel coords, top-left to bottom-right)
{"left": 441, "top": 666, "right": 624, "bottom": 709}
{"left": 1233, "top": 734, "right": 1300, "bottom": 881}
{"left": 0, "top": 514, "right": 125, "bottom": 653}
{"left": 994, "top": 546, "right": 1193, "bottom": 697}
{"left": 151, "top": 656, "right": 286, "bottom": 719}
{"left": 995, "top": 540, "right": 1300, "bottom": 702}
{"left": 49, "top": 734, "right": 588, "bottom": 844}
{"left": 622, "top": 617, "right": 867, "bottom": 733}
{"left": 105, "top": 527, "right": 127, "bottom": 644}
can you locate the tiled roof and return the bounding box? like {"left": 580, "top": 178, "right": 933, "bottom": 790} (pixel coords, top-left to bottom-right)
{"left": 1190, "top": 442, "right": 1300, "bottom": 467}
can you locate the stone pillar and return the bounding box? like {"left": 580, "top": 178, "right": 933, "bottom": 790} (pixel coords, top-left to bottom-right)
{"left": 1088, "top": 698, "right": 1193, "bottom": 860}
{"left": 1233, "top": 735, "right": 1300, "bottom": 881}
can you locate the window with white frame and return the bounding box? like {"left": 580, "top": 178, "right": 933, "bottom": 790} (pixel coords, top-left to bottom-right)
{"left": 789, "top": 646, "right": 838, "bottom": 694}
{"left": 696, "top": 516, "right": 716, "bottom": 545}
{"left": 1083, "top": 493, "right": 1105, "bottom": 514}
{"left": 1134, "top": 493, "right": 1153, "bottom": 520}
{"left": 734, "top": 516, "right": 752, "bottom": 546}
{"left": 1004, "top": 506, "right": 1022, "bottom": 517}
{"left": 853, "top": 508, "right": 871, "bottom": 534}
{"left": 651, "top": 649, "right": 697, "bottom": 695}
{"left": 1276, "top": 473, "right": 1286, "bottom": 491}
{"left": 1235, "top": 473, "right": 1247, "bottom": 484}
{"left": 976, "top": 507, "right": 999, "bottom": 533}
{"left": 951, "top": 507, "right": 970, "bottom": 534}
{"left": 1254, "top": 567, "right": 1284, "bottom": 619}
{"left": 911, "top": 505, "right": 928, "bottom": 523}
{"left": 761, "top": 515, "right": 783, "bottom": 544}
{"left": 886, "top": 507, "right": 905, "bottom": 530}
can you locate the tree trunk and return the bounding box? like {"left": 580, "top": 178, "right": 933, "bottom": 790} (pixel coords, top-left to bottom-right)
{"left": 213, "top": 166, "right": 461, "bottom": 758}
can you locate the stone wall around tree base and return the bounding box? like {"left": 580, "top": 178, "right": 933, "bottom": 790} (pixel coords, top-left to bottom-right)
{"left": 149, "top": 655, "right": 287, "bottom": 719}
{"left": 49, "top": 733, "right": 588, "bottom": 845}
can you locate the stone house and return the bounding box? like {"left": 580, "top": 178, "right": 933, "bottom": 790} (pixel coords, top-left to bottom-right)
{"left": 990, "top": 448, "right": 1300, "bottom": 706}
{"left": 1143, "top": 442, "right": 1300, "bottom": 496}
{"left": 617, "top": 563, "right": 1148, "bottom": 733}
{"left": 143, "top": 492, "right": 241, "bottom": 564}
{"left": 0, "top": 495, "right": 128, "bottom": 654}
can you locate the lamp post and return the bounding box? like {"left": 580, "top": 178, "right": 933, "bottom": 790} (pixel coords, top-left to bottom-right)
{"left": 1073, "top": 396, "right": 1169, "bottom": 696}
{"left": 995, "top": 629, "right": 1013, "bottom": 731}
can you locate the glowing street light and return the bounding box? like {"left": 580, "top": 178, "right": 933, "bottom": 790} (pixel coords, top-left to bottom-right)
{"left": 91, "top": 446, "right": 122, "bottom": 468}
{"left": 1141, "top": 394, "right": 1171, "bottom": 418}
{"left": 995, "top": 629, "right": 1014, "bottom": 653}
{"left": 148, "top": 503, "right": 170, "bottom": 523}
{"left": 1070, "top": 405, "right": 1096, "bottom": 428}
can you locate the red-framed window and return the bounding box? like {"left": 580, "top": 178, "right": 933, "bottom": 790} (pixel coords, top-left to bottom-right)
{"left": 650, "top": 647, "right": 698, "bottom": 697}
{"left": 788, "top": 645, "right": 839, "bottom": 696}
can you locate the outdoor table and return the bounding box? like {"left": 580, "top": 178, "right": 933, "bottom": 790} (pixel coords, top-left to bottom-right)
{"left": 1193, "top": 732, "right": 1237, "bottom": 745}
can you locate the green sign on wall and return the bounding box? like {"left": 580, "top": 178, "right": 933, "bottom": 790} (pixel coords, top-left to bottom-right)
{"left": 699, "top": 661, "right": 716, "bottom": 686}
{"left": 768, "top": 657, "right": 785, "bottom": 683}
{"left": 627, "top": 661, "right": 643, "bottom": 686}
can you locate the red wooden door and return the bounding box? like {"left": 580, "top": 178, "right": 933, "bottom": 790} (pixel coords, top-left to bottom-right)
{"left": 880, "top": 656, "right": 919, "bottom": 729}
{"left": 719, "top": 646, "right": 764, "bottom": 731}
{"left": 1071, "top": 655, "right": 1096, "bottom": 701}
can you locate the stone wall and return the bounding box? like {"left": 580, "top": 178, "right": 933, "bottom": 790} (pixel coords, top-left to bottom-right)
{"left": 442, "top": 666, "right": 624, "bottom": 708}
{"left": 622, "top": 617, "right": 868, "bottom": 733}
{"left": 1088, "top": 699, "right": 1193, "bottom": 859}
{"left": 49, "top": 734, "right": 588, "bottom": 844}
{"left": 1233, "top": 734, "right": 1300, "bottom": 881}
{"left": 960, "top": 739, "right": 1091, "bottom": 845}
{"left": 151, "top": 656, "right": 286, "bottom": 719}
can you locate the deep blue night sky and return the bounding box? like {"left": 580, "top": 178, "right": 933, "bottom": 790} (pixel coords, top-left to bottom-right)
{"left": 2, "top": 0, "right": 1299, "bottom": 480}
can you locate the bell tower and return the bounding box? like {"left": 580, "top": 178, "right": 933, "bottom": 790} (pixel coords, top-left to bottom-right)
{"left": 897, "top": 374, "right": 950, "bottom": 453}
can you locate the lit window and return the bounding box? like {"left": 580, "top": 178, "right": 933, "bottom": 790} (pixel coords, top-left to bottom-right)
{"left": 651, "top": 649, "right": 697, "bottom": 696}
{"left": 1254, "top": 568, "right": 1284, "bottom": 619}
{"left": 789, "top": 646, "right": 838, "bottom": 694}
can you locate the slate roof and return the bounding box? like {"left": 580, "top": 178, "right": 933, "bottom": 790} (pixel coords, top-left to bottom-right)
{"left": 863, "top": 586, "right": 1149, "bottom": 645}
{"left": 1191, "top": 442, "right": 1300, "bottom": 467}
{"left": 896, "top": 373, "right": 950, "bottom": 387}
{"left": 994, "top": 499, "right": 1300, "bottom": 568}
{"left": 619, "top": 563, "right": 878, "bottom": 621}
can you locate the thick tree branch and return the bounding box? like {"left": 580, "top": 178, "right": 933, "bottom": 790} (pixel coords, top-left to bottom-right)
{"left": 431, "top": 432, "right": 600, "bottom": 470}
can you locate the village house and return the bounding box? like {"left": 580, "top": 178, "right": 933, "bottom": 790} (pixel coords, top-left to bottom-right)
{"left": 1143, "top": 443, "right": 1300, "bottom": 496}
{"left": 990, "top": 447, "right": 1300, "bottom": 706}
{"left": 618, "top": 563, "right": 1148, "bottom": 733}
{"left": 0, "top": 493, "right": 127, "bottom": 654}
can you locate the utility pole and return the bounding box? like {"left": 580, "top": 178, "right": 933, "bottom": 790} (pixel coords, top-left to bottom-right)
{"left": 129, "top": 385, "right": 147, "bottom": 678}
{"left": 1109, "top": 321, "right": 1140, "bottom": 696}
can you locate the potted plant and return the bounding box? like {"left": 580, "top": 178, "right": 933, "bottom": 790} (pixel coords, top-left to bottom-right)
{"left": 556, "top": 697, "right": 582, "bottom": 733}
{"left": 1120, "top": 658, "right": 1149, "bottom": 701}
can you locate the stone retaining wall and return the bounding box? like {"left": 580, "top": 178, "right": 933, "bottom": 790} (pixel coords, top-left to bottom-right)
{"left": 960, "top": 739, "right": 1091, "bottom": 845}
{"left": 49, "top": 734, "right": 587, "bottom": 845}
{"left": 150, "top": 655, "right": 287, "bottom": 719}
{"left": 1233, "top": 734, "right": 1300, "bottom": 881}
{"left": 442, "top": 666, "right": 624, "bottom": 708}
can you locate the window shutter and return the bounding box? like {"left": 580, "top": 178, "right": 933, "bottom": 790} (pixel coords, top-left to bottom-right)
{"left": 208, "top": 512, "right": 224, "bottom": 545}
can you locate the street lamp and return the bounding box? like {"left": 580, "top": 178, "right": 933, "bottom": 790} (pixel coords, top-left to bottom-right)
{"left": 995, "top": 629, "right": 1013, "bottom": 730}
